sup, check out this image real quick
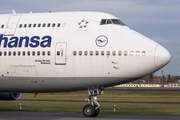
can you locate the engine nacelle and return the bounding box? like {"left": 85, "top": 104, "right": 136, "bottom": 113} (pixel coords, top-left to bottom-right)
{"left": 0, "top": 93, "right": 22, "bottom": 100}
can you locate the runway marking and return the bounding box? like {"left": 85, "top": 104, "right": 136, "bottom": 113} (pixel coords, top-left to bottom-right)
{"left": 20, "top": 99, "right": 180, "bottom": 104}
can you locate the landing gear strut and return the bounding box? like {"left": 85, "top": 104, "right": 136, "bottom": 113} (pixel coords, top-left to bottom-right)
{"left": 82, "top": 88, "right": 103, "bottom": 117}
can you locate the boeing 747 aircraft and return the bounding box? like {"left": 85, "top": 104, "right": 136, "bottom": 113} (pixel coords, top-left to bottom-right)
{"left": 0, "top": 11, "right": 171, "bottom": 117}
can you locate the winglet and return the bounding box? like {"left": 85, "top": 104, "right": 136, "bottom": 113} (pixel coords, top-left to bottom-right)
{"left": 12, "top": 9, "right": 16, "bottom": 14}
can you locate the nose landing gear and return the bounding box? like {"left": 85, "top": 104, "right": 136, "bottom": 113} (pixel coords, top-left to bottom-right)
{"left": 82, "top": 88, "right": 103, "bottom": 117}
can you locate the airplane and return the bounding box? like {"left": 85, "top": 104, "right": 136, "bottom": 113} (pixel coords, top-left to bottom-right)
{"left": 0, "top": 11, "right": 171, "bottom": 117}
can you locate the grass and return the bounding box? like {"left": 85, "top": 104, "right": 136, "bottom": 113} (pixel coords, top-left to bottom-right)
{"left": 0, "top": 91, "right": 180, "bottom": 115}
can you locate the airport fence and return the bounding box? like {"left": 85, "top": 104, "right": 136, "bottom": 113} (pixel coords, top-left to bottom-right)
{"left": 116, "top": 83, "right": 180, "bottom": 88}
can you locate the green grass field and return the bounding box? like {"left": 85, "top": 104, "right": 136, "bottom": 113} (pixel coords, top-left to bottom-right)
{"left": 0, "top": 91, "right": 180, "bottom": 115}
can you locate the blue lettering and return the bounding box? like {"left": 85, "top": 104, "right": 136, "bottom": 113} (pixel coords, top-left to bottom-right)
{"left": 89, "top": 90, "right": 93, "bottom": 95}
{"left": 0, "top": 35, "right": 8, "bottom": 47}
{"left": 29, "top": 36, "right": 40, "bottom": 48}
{"left": 0, "top": 34, "right": 52, "bottom": 48}
{"left": 94, "top": 90, "right": 97, "bottom": 95}
{"left": 40, "top": 36, "right": 51, "bottom": 47}
{"left": 18, "top": 36, "right": 29, "bottom": 47}
{"left": 8, "top": 37, "right": 19, "bottom": 48}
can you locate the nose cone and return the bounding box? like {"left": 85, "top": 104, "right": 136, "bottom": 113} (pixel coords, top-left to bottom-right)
{"left": 155, "top": 44, "right": 171, "bottom": 70}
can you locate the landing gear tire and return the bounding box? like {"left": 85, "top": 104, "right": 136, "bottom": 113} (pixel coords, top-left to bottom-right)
{"left": 83, "top": 88, "right": 103, "bottom": 117}
{"left": 83, "top": 104, "right": 95, "bottom": 117}
{"left": 94, "top": 105, "right": 100, "bottom": 117}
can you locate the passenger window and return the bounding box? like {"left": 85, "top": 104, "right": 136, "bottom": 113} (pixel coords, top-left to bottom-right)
{"left": 23, "top": 51, "right": 26, "bottom": 56}
{"left": 13, "top": 51, "right": 16, "bottom": 56}
{"left": 107, "top": 19, "right": 112, "bottom": 24}
{"left": 1, "top": 25, "right": 4, "bottom": 28}
{"left": 73, "top": 51, "right": 77, "bottom": 56}
{"left": 19, "top": 24, "right": 22, "bottom": 28}
{"left": 47, "top": 23, "right": 51, "bottom": 27}
{"left": 112, "top": 51, "right": 116, "bottom": 56}
{"left": 84, "top": 51, "right": 88, "bottom": 56}
{"left": 28, "top": 24, "right": 31, "bottom": 28}
{"left": 18, "top": 51, "right": 21, "bottom": 56}
{"left": 24, "top": 24, "right": 27, "bottom": 28}
{"left": 90, "top": 51, "right": 93, "bottom": 56}
{"left": 107, "top": 51, "right": 110, "bottom": 55}
{"left": 130, "top": 51, "right": 134, "bottom": 56}
{"left": 0, "top": 51, "right": 2, "bottom": 56}
{"left": 33, "top": 24, "right": 36, "bottom": 27}
{"left": 136, "top": 51, "right": 140, "bottom": 56}
{"left": 124, "top": 51, "right": 128, "bottom": 56}
{"left": 101, "top": 51, "right": 104, "bottom": 56}
{"left": 118, "top": 51, "right": 122, "bottom": 56}
{"left": 95, "top": 51, "right": 99, "bottom": 56}
{"left": 57, "top": 51, "right": 60, "bottom": 56}
{"left": 48, "top": 51, "right": 50, "bottom": 56}
{"left": 32, "top": 51, "right": 35, "bottom": 56}
{"left": 28, "top": 51, "right": 30, "bottom": 56}
{"left": 79, "top": 51, "right": 82, "bottom": 56}
{"left": 43, "top": 23, "right": 46, "bottom": 27}
{"left": 100, "top": 19, "right": 106, "bottom": 25}
{"left": 52, "top": 23, "right": 55, "bottom": 27}
{"left": 4, "top": 51, "right": 6, "bottom": 56}
{"left": 38, "top": 24, "right": 41, "bottom": 27}
{"left": 9, "top": 51, "right": 11, "bottom": 56}
{"left": 57, "top": 23, "right": 60, "bottom": 27}
{"left": 42, "top": 51, "right": 45, "bottom": 56}
{"left": 37, "top": 51, "right": 40, "bottom": 56}
{"left": 142, "top": 51, "right": 146, "bottom": 56}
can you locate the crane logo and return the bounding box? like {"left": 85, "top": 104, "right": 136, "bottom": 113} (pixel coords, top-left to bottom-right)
{"left": 95, "top": 35, "right": 108, "bottom": 47}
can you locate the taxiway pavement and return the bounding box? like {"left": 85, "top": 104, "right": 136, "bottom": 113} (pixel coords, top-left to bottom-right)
{"left": 0, "top": 111, "right": 180, "bottom": 120}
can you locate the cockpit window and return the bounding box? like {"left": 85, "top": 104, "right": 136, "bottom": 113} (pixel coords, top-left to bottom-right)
{"left": 107, "top": 19, "right": 112, "bottom": 24}
{"left": 111, "top": 19, "right": 125, "bottom": 25}
{"left": 100, "top": 19, "right": 125, "bottom": 26}
{"left": 100, "top": 19, "right": 106, "bottom": 25}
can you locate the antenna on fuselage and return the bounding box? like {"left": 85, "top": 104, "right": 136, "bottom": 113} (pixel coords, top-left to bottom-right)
{"left": 12, "top": 9, "right": 16, "bottom": 14}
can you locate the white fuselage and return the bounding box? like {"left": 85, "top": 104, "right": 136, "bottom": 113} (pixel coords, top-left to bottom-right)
{"left": 0, "top": 12, "right": 171, "bottom": 93}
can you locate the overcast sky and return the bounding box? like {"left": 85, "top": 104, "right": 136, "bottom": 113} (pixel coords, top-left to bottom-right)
{"left": 0, "top": 0, "right": 180, "bottom": 76}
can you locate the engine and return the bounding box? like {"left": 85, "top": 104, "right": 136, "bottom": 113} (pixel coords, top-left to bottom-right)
{"left": 0, "top": 93, "right": 22, "bottom": 100}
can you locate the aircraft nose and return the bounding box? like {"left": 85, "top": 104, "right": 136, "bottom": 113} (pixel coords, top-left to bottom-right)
{"left": 154, "top": 44, "right": 171, "bottom": 70}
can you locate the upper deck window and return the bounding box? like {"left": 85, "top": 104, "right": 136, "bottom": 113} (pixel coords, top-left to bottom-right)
{"left": 100, "top": 19, "right": 125, "bottom": 26}
{"left": 24, "top": 24, "right": 27, "bottom": 28}
{"left": 19, "top": 24, "right": 22, "bottom": 28}
{"left": 1, "top": 25, "right": 4, "bottom": 28}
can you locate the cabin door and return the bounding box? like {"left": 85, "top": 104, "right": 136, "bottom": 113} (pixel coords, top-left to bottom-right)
{"left": 55, "top": 42, "right": 67, "bottom": 65}
{"left": 4, "top": 15, "right": 22, "bottom": 36}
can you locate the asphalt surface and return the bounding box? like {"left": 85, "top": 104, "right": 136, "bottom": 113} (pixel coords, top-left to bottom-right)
{"left": 0, "top": 111, "right": 180, "bottom": 120}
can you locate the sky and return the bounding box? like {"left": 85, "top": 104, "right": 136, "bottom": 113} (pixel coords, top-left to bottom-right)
{"left": 0, "top": 0, "right": 179, "bottom": 76}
